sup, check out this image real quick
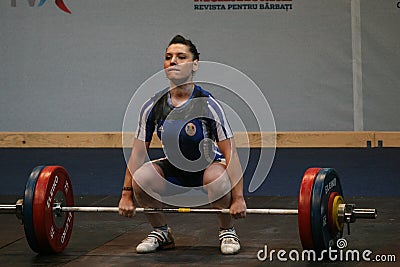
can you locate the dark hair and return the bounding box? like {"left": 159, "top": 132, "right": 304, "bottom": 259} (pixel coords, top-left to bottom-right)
{"left": 167, "top": 35, "right": 200, "bottom": 61}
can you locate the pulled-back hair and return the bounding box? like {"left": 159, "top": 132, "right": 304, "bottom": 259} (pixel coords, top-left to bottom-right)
{"left": 167, "top": 35, "right": 200, "bottom": 61}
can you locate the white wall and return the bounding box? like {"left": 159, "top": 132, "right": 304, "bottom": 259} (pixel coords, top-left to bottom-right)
{"left": 0, "top": 0, "right": 399, "bottom": 131}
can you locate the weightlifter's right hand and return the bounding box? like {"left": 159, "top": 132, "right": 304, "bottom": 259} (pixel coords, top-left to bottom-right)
{"left": 118, "top": 195, "right": 136, "bottom": 218}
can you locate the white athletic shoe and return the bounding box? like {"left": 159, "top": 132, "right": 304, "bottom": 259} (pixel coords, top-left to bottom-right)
{"left": 136, "top": 227, "right": 175, "bottom": 253}
{"left": 219, "top": 227, "right": 241, "bottom": 255}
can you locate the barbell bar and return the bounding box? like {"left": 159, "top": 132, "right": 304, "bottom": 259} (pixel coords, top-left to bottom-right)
{"left": 56, "top": 206, "right": 300, "bottom": 215}
{"left": 0, "top": 203, "right": 377, "bottom": 216}
{"left": 57, "top": 206, "right": 377, "bottom": 218}
{"left": 0, "top": 204, "right": 19, "bottom": 214}
{"left": 0, "top": 165, "right": 377, "bottom": 254}
{"left": 0, "top": 204, "right": 300, "bottom": 215}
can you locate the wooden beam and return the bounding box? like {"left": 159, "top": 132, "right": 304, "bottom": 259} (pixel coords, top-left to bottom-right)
{"left": 374, "top": 132, "right": 400, "bottom": 148}
{"left": 0, "top": 132, "right": 123, "bottom": 148}
{"left": 275, "top": 131, "right": 374, "bottom": 148}
{"left": 1, "top": 131, "right": 395, "bottom": 148}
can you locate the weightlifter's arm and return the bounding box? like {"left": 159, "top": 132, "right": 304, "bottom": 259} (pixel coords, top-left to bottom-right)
{"left": 118, "top": 138, "right": 150, "bottom": 217}
{"left": 217, "top": 138, "right": 247, "bottom": 219}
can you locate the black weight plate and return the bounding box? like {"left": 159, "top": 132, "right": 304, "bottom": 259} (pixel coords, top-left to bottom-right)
{"left": 311, "top": 168, "right": 343, "bottom": 252}
{"left": 23, "top": 165, "right": 46, "bottom": 253}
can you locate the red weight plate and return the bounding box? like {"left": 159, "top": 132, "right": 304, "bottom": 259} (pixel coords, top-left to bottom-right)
{"left": 33, "top": 166, "right": 74, "bottom": 253}
{"left": 298, "top": 167, "right": 321, "bottom": 249}
{"left": 327, "top": 192, "right": 339, "bottom": 236}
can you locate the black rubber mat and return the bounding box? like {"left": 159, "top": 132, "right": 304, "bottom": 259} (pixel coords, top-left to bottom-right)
{"left": 0, "top": 196, "right": 398, "bottom": 266}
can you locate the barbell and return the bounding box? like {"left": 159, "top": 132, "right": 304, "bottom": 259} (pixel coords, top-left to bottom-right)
{"left": 0, "top": 165, "right": 376, "bottom": 254}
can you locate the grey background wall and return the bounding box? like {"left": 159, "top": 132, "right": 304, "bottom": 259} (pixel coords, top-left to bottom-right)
{"left": 1, "top": 0, "right": 399, "bottom": 132}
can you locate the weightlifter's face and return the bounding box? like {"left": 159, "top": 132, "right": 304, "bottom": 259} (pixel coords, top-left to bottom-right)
{"left": 164, "top": 44, "right": 198, "bottom": 84}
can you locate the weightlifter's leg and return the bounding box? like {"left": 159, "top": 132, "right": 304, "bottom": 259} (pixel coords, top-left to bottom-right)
{"left": 132, "top": 162, "right": 166, "bottom": 227}
{"left": 132, "top": 162, "right": 174, "bottom": 253}
{"left": 203, "top": 162, "right": 233, "bottom": 229}
{"left": 203, "top": 162, "right": 240, "bottom": 255}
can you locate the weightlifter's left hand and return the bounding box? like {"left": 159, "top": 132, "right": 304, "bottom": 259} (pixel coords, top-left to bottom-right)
{"left": 230, "top": 197, "right": 247, "bottom": 219}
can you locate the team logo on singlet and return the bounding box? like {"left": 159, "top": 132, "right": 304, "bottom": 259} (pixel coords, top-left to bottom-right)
{"left": 185, "top": 122, "right": 196, "bottom": 136}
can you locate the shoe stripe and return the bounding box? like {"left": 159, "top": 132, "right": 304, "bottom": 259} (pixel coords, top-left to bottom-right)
{"left": 219, "top": 232, "right": 238, "bottom": 238}
{"left": 147, "top": 235, "right": 162, "bottom": 242}
{"left": 148, "top": 231, "right": 167, "bottom": 242}
{"left": 219, "top": 234, "right": 240, "bottom": 242}
{"left": 219, "top": 235, "right": 239, "bottom": 240}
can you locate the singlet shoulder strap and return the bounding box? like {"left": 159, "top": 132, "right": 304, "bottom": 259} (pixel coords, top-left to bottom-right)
{"left": 152, "top": 89, "right": 170, "bottom": 125}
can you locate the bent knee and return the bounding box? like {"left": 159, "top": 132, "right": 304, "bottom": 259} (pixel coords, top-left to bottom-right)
{"left": 203, "top": 163, "right": 229, "bottom": 184}
{"left": 132, "top": 162, "right": 165, "bottom": 191}
{"left": 203, "top": 163, "right": 231, "bottom": 194}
